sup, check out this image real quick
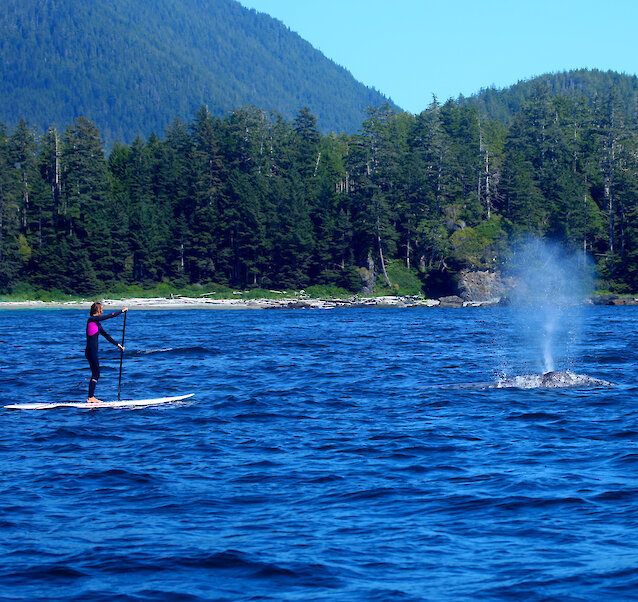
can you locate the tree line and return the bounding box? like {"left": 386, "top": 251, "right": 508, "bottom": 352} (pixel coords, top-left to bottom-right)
{"left": 1, "top": 85, "right": 637, "bottom": 297}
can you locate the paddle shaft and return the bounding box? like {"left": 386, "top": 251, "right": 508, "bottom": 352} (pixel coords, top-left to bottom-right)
{"left": 117, "top": 310, "right": 127, "bottom": 400}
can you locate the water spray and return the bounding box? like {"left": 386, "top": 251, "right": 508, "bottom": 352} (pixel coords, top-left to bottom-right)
{"left": 501, "top": 237, "right": 594, "bottom": 377}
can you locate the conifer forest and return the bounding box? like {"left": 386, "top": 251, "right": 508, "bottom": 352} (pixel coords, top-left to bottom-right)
{"left": 1, "top": 87, "right": 637, "bottom": 297}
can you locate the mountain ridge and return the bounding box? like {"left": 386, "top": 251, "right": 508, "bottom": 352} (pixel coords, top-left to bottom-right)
{"left": 1, "top": 0, "right": 395, "bottom": 147}
{"left": 4, "top": 1, "right": 638, "bottom": 148}
{"left": 459, "top": 68, "right": 638, "bottom": 124}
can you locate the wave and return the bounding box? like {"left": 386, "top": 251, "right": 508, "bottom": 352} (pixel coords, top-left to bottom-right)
{"left": 127, "top": 346, "right": 208, "bottom": 357}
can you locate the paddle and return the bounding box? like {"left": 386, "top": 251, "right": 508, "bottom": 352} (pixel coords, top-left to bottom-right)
{"left": 117, "top": 310, "right": 127, "bottom": 400}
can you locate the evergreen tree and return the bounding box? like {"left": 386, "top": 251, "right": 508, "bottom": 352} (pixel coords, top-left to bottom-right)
{"left": 163, "top": 118, "right": 195, "bottom": 281}
{"left": 59, "top": 117, "right": 111, "bottom": 291}
{"left": 188, "top": 106, "right": 225, "bottom": 283}
{"left": 406, "top": 99, "right": 451, "bottom": 277}
{"left": 0, "top": 123, "right": 24, "bottom": 290}
{"left": 9, "top": 119, "right": 39, "bottom": 234}
{"left": 292, "top": 107, "right": 321, "bottom": 179}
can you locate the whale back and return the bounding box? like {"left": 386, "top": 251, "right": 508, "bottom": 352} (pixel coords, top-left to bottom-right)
{"left": 499, "top": 371, "right": 613, "bottom": 389}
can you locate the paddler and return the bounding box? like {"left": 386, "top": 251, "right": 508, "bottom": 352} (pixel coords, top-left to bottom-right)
{"left": 85, "top": 302, "right": 128, "bottom": 403}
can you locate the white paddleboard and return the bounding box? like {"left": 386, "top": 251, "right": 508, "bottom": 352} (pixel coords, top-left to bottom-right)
{"left": 4, "top": 393, "right": 194, "bottom": 410}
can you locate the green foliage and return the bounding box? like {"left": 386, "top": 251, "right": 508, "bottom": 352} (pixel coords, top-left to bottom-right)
{"left": 1, "top": 281, "right": 77, "bottom": 302}
{"left": 449, "top": 217, "right": 508, "bottom": 269}
{"left": 2, "top": 73, "right": 638, "bottom": 298}
{"left": 374, "top": 260, "right": 424, "bottom": 296}
{"left": 304, "top": 284, "right": 354, "bottom": 299}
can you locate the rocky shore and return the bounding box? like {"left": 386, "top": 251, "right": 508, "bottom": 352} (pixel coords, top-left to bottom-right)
{"left": 587, "top": 294, "right": 638, "bottom": 306}
{"left": 2, "top": 292, "right": 636, "bottom": 310}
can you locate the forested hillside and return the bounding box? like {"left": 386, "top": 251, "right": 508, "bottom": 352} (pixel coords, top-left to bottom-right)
{"left": 461, "top": 69, "right": 638, "bottom": 125}
{"left": 0, "top": 0, "right": 392, "bottom": 148}
{"left": 2, "top": 81, "right": 637, "bottom": 298}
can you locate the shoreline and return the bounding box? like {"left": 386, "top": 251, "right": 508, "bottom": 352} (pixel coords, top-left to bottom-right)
{"left": 1, "top": 293, "right": 637, "bottom": 310}
{"left": 0, "top": 294, "right": 491, "bottom": 310}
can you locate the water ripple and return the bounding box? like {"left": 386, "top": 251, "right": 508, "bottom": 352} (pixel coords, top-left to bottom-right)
{"left": 1, "top": 306, "right": 637, "bottom": 600}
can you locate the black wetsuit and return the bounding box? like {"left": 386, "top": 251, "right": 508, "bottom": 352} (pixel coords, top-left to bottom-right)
{"left": 85, "top": 310, "right": 124, "bottom": 398}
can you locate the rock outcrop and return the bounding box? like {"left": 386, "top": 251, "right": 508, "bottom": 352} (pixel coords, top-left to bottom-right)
{"left": 457, "top": 269, "right": 505, "bottom": 303}
{"left": 438, "top": 295, "right": 464, "bottom": 308}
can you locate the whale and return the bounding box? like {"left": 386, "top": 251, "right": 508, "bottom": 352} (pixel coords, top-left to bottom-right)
{"left": 496, "top": 370, "right": 614, "bottom": 389}
{"left": 442, "top": 370, "right": 613, "bottom": 390}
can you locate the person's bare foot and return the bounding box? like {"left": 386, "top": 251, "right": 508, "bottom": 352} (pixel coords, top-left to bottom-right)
{"left": 87, "top": 397, "right": 102, "bottom": 403}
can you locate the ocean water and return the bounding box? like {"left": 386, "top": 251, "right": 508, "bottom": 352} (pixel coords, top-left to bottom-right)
{"left": 0, "top": 305, "right": 637, "bottom": 601}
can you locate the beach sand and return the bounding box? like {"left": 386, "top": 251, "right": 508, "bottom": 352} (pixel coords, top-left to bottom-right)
{"left": 0, "top": 295, "right": 445, "bottom": 310}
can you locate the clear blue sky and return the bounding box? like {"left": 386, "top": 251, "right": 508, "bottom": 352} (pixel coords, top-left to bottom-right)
{"left": 237, "top": 0, "right": 638, "bottom": 114}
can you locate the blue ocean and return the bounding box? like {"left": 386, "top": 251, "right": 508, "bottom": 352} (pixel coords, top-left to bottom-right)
{"left": 1, "top": 305, "right": 636, "bottom": 601}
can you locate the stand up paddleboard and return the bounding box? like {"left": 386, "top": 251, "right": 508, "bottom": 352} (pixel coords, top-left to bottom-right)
{"left": 4, "top": 393, "right": 194, "bottom": 410}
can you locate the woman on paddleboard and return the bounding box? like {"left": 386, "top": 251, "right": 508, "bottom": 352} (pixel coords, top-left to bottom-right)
{"left": 85, "top": 302, "right": 128, "bottom": 403}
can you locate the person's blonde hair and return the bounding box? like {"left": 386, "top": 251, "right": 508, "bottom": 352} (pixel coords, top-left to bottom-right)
{"left": 90, "top": 301, "right": 103, "bottom": 316}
